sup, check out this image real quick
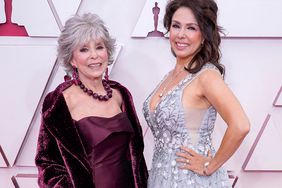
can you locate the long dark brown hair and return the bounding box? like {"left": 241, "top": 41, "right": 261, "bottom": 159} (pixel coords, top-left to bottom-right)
{"left": 164, "top": 0, "right": 225, "bottom": 75}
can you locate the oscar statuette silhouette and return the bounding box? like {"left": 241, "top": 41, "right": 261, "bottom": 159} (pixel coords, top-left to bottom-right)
{"left": 0, "top": 0, "right": 28, "bottom": 36}
{"left": 147, "top": 2, "right": 164, "bottom": 37}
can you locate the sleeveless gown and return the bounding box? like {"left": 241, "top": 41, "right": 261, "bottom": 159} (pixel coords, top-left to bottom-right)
{"left": 143, "top": 64, "right": 231, "bottom": 188}
{"left": 75, "top": 112, "right": 134, "bottom": 188}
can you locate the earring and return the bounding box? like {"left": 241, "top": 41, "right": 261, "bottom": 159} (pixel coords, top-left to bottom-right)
{"left": 104, "top": 67, "right": 109, "bottom": 81}
{"left": 72, "top": 66, "right": 79, "bottom": 85}
{"left": 64, "top": 74, "right": 71, "bottom": 82}
{"left": 201, "top": 40, "right": 205, "bottom": 46}
{"left": 64, "top": 67, "right": 71, "bottom": 81}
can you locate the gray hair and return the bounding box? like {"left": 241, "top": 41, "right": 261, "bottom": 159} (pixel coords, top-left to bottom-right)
{"left": 57, "top": 13, "right": 116, "bottom": 73}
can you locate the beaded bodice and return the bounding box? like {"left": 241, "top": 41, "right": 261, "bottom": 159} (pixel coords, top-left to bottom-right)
{"left": 142, "top": 64, "right": 231, "bottom": 188}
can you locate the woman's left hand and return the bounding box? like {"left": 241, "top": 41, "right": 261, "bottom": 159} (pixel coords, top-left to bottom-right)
{"left": 175, "top": 146, "right": 212, "bottom": 176}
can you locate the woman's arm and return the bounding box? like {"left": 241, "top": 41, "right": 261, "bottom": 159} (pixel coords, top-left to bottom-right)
{"left": 176, "top": 69, "right": 250, "bottom": 175}
{"left": 200, "top": 70, "right": 250, "bottom": 175}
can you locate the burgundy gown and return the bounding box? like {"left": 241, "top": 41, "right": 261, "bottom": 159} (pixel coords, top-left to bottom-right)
{"left": 75, "top": 112, "right": 134, "bottom": 188}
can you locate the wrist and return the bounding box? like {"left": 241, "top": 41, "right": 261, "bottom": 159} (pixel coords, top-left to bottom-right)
{"left": 203, "top": 161, "right": 210, "bottom": 176}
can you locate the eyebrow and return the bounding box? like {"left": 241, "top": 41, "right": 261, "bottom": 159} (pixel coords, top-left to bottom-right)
{"left": 171, "top": 20, "right": 199, "bottom": 27}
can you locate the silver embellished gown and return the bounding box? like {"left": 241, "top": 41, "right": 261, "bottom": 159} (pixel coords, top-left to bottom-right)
{"left": 143, "top": 64, "right": 231, "bottom": 188}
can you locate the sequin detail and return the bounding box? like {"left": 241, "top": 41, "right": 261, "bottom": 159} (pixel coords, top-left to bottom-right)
{"left": 143, "top": 64, "right": 231, "bottom": 188}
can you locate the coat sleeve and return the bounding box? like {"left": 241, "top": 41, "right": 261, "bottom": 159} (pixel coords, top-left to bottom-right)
{"left": 35, "top": 120, "right": 73, "bottom": 188}
{"left": 35, "top": 94, "right": 73, "bottom": 188}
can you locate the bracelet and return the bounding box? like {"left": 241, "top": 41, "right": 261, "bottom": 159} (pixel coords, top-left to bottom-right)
{"left": 203, "top": 161, "right": 210, "bottom": 176}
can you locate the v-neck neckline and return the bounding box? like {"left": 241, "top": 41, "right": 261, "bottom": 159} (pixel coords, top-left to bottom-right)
{"left": 148, "top": 73, "right": 193, "bottom": 113}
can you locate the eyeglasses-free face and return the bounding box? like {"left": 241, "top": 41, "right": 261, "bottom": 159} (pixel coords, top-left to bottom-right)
{"left": 169, "top": 7, "right": 203, "bottom": 64}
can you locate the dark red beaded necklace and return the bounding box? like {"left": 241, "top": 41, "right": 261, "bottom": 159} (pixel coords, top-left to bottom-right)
{"left": 75, "top": 79, "right": 113, "bottom": 101}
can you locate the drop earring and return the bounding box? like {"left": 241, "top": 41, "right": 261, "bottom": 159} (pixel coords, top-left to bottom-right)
{"left": 64, "top": 72, "right": 71, "bottom": 82}
{"left": 201, "top": 40, "right": 205, "bottom": 46}
{"left": 72, "top": 66, "right": 79, "bottom": 85}
{"left": 104, "top": 67, "right": 109, "bottom": 81}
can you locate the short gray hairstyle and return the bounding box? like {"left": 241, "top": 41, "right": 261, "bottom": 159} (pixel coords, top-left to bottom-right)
{"left": 57, "top": 13, "right": 116, "bottom": 73}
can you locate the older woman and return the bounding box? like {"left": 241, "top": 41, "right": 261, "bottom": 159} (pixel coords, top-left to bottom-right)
{"left": 35, "top": 13, "right": 148, "bottom": 188}
{"left": 143, "top": 0, "right": 250, "bottom": 187}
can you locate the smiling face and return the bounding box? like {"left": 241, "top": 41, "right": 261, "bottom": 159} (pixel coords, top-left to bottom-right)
{"left": 71, "top": 38, "right": 109, "bottom": 81}
{"left": 169, "top": 7, "right": 203, "bottom": 64}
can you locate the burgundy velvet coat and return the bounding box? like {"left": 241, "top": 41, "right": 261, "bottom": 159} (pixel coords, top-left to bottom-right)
{"left": 35, "top": 80, "right": 148, "bottom": 188}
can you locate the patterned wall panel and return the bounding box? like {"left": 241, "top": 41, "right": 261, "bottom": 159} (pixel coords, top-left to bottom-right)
{"left": 243, "top": 114, "right": 282, "bottom": 171}
{"left": 132, "top": 0, "right": 282, "bottom": 38}
{"left": 217, "top": 0, "right": 282, "bottom": 37}
{"left": 243, "top": 86, "right": 282, "bottom": 171}
{"left": 12, "top": 173, "right": 38, "bottom": 188}
{"left": 12, "top": 0, "right": 60, "bottom": 37}
{"left": 0, "top": 40, "right": 57, "bottom": 188}
{"left": 0, "top": 39, "right": 57, "bottom": 167}
{"left": 13, "top": 60, "right": 65, "bottom": 167}
{"left": 273, "top": 86, "right": 282, "bottom": 107}
{"left": 49, "top": 0, "right": 82, "bottom": 30}
{"left": 12, "top": 174, "right": 38, "bottom": 188}
{"left": 0, "top": 145, "right": 10, "bottom": 167}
